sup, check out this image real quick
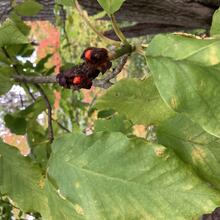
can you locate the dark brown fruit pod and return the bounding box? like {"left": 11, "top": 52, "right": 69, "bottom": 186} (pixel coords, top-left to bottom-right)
{"left": 81, "top": 47, "right": 109, "bottom": 65}
{"left": 57, "top": 63, "right": 98, "bottom": 90}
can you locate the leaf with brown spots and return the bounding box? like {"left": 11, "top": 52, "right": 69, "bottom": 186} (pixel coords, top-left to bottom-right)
{"left": 146, "top": 34, "right": 220, "bottom": 138}
{"left": 157, "top": 114, "right": 220, "bottom": 190}
{"left": 46, "top": 132, "right": 220, "bottom": 220}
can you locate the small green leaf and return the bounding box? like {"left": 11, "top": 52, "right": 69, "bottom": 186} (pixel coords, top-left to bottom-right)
{"left": 97, "top": 0, "right": 125, "bottom": 14}
{"left": 157, "top": 114, "right": 220, "bottom": 190}
{"left": 0, "top": 49, "right": 11, "bottom": 64}
{"left": 146, "top": 34, "right": 220, "bottom": 137}
{"left": 47, "top": 132, "right": 220, "bottom": 219}
{"left": 19, "top": 98, "right": 46, "bottom": 119}
{"left": 6, "top": 44, "right": 34, "bottom": 58}
{"left": 211, "top": 7, "right": 220, "bottom": 37}
{"left": 9, "top": 12, "right": 31, "bottom": 36}
{"left": 0, "top": 20, "right": 28, "bottom": 46}
{"left": 0, "top": 66, "right": 14, "bottom": 95}
{"left": 43, "top": 66, "right": 56, "bottom": 76}
{"left": 35, "top": 54, "right": 53, "bottom": 72}
{"left": 14, "top": 0, "right": 43, "bottom": 16}
{"left": 96, "top": 77, "right": 174, "bottom": 125}
{"left": 4, "top": 115, "right": 27, "bottom": 135}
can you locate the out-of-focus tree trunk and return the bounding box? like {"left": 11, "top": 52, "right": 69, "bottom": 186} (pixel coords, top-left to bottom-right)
{"left": 0, "top": 0, "right": 219, "bottom": 38}
{"left": 79, "top": 0, "right": 219, "bottom": 39}
{"left": 0, "top": 0, "right": 64, "bottom": 23}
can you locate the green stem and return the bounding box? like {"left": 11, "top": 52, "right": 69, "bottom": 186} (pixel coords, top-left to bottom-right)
{"left": 109, "top": 44, "right": 134, "bottom": 60}
{"left": 110, "top": 14, "right": 128, "bottom": 44}
{"left": 75, "top": 1, "right": 120, "bottom": 46}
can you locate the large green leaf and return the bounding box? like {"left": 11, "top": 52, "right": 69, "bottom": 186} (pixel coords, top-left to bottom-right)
{"left": 45, "top": 180, "right": 84, "bottom": 220}
{"left": 146, "top": 34, "right": 220, "bottom": 137}
{"left": 47, "top": 132, "right": 220, "bottom": 220}
{"left": 94, "top": 114, "right": 133, "bottom": 134}
{"left": 4, "top": 115, "right": 27, "bottom": 135}
{"left": 14, "top": 0, "right": 43, "bottom": 16}
{"left": 0, "top": 140, "right": 50, "bottom": 219}
{"left": 157, "top": 114, "right": 220, "bottom": 190}
{"left": 27, "top": 121, "right": 49, "bottom": 169}
{"left": 211, "top": 8, "right": 220, "bottom": 37}
{"left": 0, "top": 20, "right": 28, "bottom": 46}
{"left": 95, "top": 77, "right": 174, "bottom": 125}
{"left": 97, "top": 0, "right": 125, "bottom": 14}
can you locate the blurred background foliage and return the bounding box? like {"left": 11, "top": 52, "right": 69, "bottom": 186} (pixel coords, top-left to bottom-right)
{"left": 0, "top": 3, "right": 151, "bottom": 219}
{"left": 0, "top": 3, "right": 151, "bottom": 145}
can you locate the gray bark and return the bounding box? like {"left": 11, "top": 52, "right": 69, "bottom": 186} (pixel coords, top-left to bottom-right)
{"left": 0, "top": 0, "right": 64, "bottom": 23}
{"left": 0, "top": 0, "right": 219, "bottom": 38}
{"left": 79, "top": 0, "right": 219, "bottom": 38}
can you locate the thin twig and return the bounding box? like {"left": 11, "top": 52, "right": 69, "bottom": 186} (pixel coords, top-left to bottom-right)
{"left": 34, "top": 84, "right": 54, "bottom": 144}
{"left": 53, "top": 118, "right": 71, "bottom": 133}
{"left": 93, "top": 55, "right": 128, "bottom": 88}
{"left": 19, "top": 93, "right": 24, "bottom": 108}
{"left": 93, "top": 79, "right": 113, "bottom": 89}
{"left": 24, "top": 83, "right": 36, "bottom": 101}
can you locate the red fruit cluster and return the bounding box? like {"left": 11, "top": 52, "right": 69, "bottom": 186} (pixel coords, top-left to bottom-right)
{"left": 56, "top": 47, "right": 112, "bottom": 89}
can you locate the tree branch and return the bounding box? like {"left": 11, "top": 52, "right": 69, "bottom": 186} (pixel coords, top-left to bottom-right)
{"left": 13, "top": 75, "right": 57, "bottom": 84}
{"left": 13, "top": 56, "right": 129, "bottom": 89}
{"left": 13, "top": 45, "right": 133, "bottom": 89}
{"left": 93, "top": 55, "right": 128, "bottom": 89}
{"left": 24, "top": 83, "right": 36, "bottom": 101}
{"left": 53, "top": 119, "right": 71, "bottom": 133}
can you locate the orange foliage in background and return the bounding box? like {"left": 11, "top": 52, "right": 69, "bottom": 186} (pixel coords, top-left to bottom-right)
{"left": 29, "top": 21, "right": 61, "bottom": 73}
{"left": 29, "top": 21, "right": 62, "bottom": 108}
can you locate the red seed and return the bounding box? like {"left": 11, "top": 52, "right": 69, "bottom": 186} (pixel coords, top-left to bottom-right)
{"left": 73, "top": 76, "right": 82, "bottom": 84}
{"left": 85, "top": 49, "right": 92, "bottom": 61}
